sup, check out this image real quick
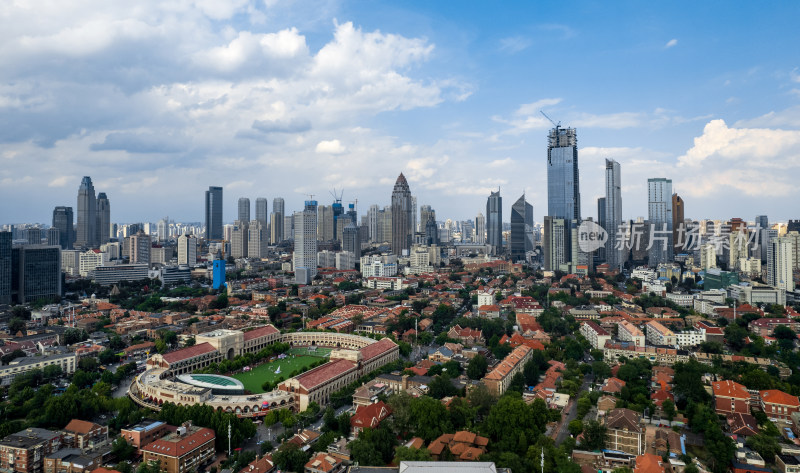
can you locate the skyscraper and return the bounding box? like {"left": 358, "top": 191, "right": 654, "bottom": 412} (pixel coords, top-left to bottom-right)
{"left": 76, "top": 176, "right": 97, "bottom": 248}
{"left": 768, "top": 237, "right": 795, "bottom": 292}
{"left": 546, "top": 126, "right": 580, "bottom": 267}
{"left": 343, "top": 222, "right": 361, "bottom": 259}
{"left": 10, "top": 244, "right": 61, "bottom": 304}
{"left": 293, "top": 201, "right": 318, "bottom": 284}
{"left": 157, "top": 217, "right": 169, "bottom": 242}
{"left": 672, "top": 193, "right": 684, "bottom": 255}
{"left": 248, "top": 220, "right": 267, "bottom": 258}
{"left": 205, "top": 186, "right": 223, "bottom": 240}
{"left": 231, "top": 220, "right": 249, "bottom": 258}
{"left": 130, "top": 231, "right": 151, "bottom": 264}
{"left": 486, "top": 190, "right": 502, "bottom": 254}
{"left": 238, "top": 197, "right": 251, "bottom": 223}
{"left": 0, "top": 232, "right": 11, "bottom": 304}
{"left": 256, "top": 198, "right": 268, "bottom": 227}
{"left": 510, "top": 194, "right": 533, "bottom": 262}
{"left": 317, "top": 205, "right": 335, "bottom": 241}
{"left": 271, "top": 197, "right": 285, "bottom": 243}
{"left": 647, "top": 178, "right": 673, "bottom": 266}
{"left": 755, "top": 215, "right": 769, "bottom": 262}
{"left": 475, "top": 213, "right": 486, "bottom": 245}
{"left": 605, "top": 159, "right": 623, "bottom": 270}
{"left": 411, "top": 196, "right": 418, "bottom": 233}
{"left": 544, "top": 217, "right": 567, "bottom": 271}
{"left": 367, "top": 205, "right": 380, "bottom": 243}
{"left": 391, "top": 173, "right": 413, "bottom": 256}
{"left": 596, "top": 197, "right": 607, "bottom": 263}
{"left": 97, "top": 192, "right": 111, "bottom": 244}
{"left": 52, "top": 206, "right": 75, "bottom": 250}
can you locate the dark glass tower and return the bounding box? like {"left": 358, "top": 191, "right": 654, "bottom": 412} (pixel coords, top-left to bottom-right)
{"left": 510, "top": 194, "right": 533, "bottom": 261}
{"left": 391, "top": 173, "right": 413, "bottom": 256}
{"left": 76, "top": 176, "right": 97, "bottom": 248}
{"left": 97, "top": 192, "right": 110, "bottom": 244}
{"left": 486, "top": 190, "right": 502, "bottom": 254}
{"left": 546, "top": 126, "right": 580, "bottom": 266}
{"left": 52, "top": 206, "right": 75, "bottom": 249}
{"left": 205, "top": 186, "right": 223, "bottom": 240}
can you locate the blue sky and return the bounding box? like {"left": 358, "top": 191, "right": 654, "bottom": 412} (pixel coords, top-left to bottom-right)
{"left": 2, "top": 0, "right": 800, "bottom": 225}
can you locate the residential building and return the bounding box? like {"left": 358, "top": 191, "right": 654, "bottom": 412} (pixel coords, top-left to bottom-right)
{"left": 482, "top": 345, "right": 533, "bottom": 396}
{"left": 0, "top": 427, "right": 63, "bottom": 473}
{"left": 230, "top": 221, "right": 248, "bottom": 259}
{"left": 580, "top": 321, "right": 611, "bottom": 350}
{"left": 294, "top": 201, "right": 318, "bottom": 284}
{"left": 543, "top": 217, "right": 567, "bottom": 271}
{"left": 605, "top": 159, "right": 623, "bottom": 270}
{"left": 61, "top": 420, "right": 108, "bottom": 452}
{"left": 141, "top": 424, "right": 215, "bottom": 473}
{"left": 645, "top": 321, "right": 676, "bottom": 346}
{"left": 120, "top": 420, "right": 169, "bottom": 453}
{"left": 617, "top": 321, "right": 645, "bottom": 347}
{"left": 768, "top": 237, "right": 795, "bottom": 292}
{"left": 605, "top": 408, "right": 645, "bottom": 455}
{"left": 700, "top": 244, "right": 716, "bottom": 270}
{"left": 474, "top": 213, "right": 486, "bottom": 245}
{"left": 634, "top": 453, "right": 665, "bottom": 473}
{"left": 270, "top": 197, "right": 285, "bottom": 244}
{"left": 305, "top": 453, "right": 342, "bottom": 473}
{"left": 713, "top": 380, "right": 750, "bottom": 415}
{"left": 177, "top": 234, "right": 197, "bottom": 266}
{"left": 748, "top": 318, "right": 800, "bottom": 337}
{"left": 759, "top": 390, "right": 800, "bottom": 425}
{"left": 350, "top": 401, "right": 391, "bottom": 435}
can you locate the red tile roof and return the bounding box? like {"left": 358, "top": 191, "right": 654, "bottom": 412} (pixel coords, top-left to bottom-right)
{"left": 294, "top": 359, "right": 356, "bottom": 390}
{"left": 64, "top": 419, "right": 100, "bottom": 435}
{"left": 760, "top": 389, "right": 800, "bottom": 407}
{"left": 635, "top": 453, "right": 665, "bottom": 473}
{"left": 242, "top": 325, "right": 279, "bottom": 341}
{"left": 141, "top": 427, "right": 215, "bottom": 457}
{"left": 713, "top": 380, "right": 749, "bottom": 400}
{"left": 350, "top": 401, "right": 391, "bottom": 430}
{"left": 161, "top": 342, "right": 216, "bottom": 363}
{"left": 359, "top": 338, "right": 397, "bottom": 362}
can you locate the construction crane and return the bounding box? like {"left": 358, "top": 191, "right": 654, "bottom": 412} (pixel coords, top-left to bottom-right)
{"left": 540, "top": 110, "right": 560, "bottom": 128}
{"left": 330, "top": 188, "right": 343, "bottom": 204}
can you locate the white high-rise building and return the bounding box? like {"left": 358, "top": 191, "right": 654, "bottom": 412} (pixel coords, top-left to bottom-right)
{"left": 79, "top": 250, "right": 108, "bottom": 277}
{"left": 367, "top": 205, "right": 380, "bottom": 243}
{"left": 604, "top": 159, "right": 623, "bottom": 270}
{"left": 157, "top": 218, "right": 168, "bottom": 242}
{"left": 231, "top": 221, "right": 249, "bottom": 259}
{"left": 248, "top": 220, "right": 267, "bottom": 258}
{"left": 177, "top": 234, "right": 197, "bottom": 266}
{"left": 768, "top": 236, "right": 795, "bottom": 292}
{"left": 475, "top": 213, "right": 486, "bottom": 245}
{"left": 293, "top": 201, "right": 318, "bottom": 284}
{"left": 700, "top": 243, "right": 716, "bottom": 270}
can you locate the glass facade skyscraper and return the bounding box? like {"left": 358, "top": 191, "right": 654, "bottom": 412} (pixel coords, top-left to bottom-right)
{"left": 52, "top": 206, "right": 75, "bottom": 250}
{"left": 391, "top": 173, "right": 413, "bottom": 256}
{"left": 605, "top": 159, "right": 623, "bottom": 270}
{"left": 486, "top": 190, "right": 502, "bottom": 254}
{"left": 546, "top": 126, "right": 580, "bottom": 268}
{"left": 76, "top": 176, "right": 97, "bottom": 248}
{"left": 510, "top": 194, "right": 533, "bottom": 262}
{"left": 205, "top": 186, "right": 223, "bottom": 240}
{"left": 647, "top": 178, "right": 673, "bottom": 266}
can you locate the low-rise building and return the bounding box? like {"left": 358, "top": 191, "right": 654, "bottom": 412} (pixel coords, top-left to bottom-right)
{"left": 61, "top": 420, "right": 108, "bottom": 452}
{"left": 605, "top": 408, "right": 645, "bottom": 455}
{"left": 617, "top": 321, "right": 645, "bottom": 347}
{"left": 760, "top": 390, "right": 800, "bottom": 425}
{"left": 141, "top": 423, "right": 215, "bottom": 473}
{"left": 0, "top": 428, "right": 63, "bottom": 473}
{"left": 645, "top": 321, "right": 676, "bottom": 347}
{"left": 580, "top": 321, "right": 611, "bottom": 350}
{"left": 713, "top": 380, "right": 750, "bottom": 415}
{"left": 482, "top": 345, "right": 533, "bottom": 397}
{"left": 120, "top": 420, "right": 170, "bottom": 453}
{"left": 0, "top": 353, "right": 77, "bottom": 386}
{"left": 350, "top": 401, "right": 391, "bottom": 436}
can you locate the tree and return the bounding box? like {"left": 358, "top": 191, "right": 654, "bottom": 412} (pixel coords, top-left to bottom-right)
{"left": 273, "top": 443, "right": 310, "bottom": 472}
{"left": 467, "top": 354, "right": 488, "bottom": 380}
{"left": 662, "top": 399, "right": 676, "bottom": 424}
{"left": 1, "top": 349, "right": 26, "bottom": 365}
{"left": 428, "top": 374, "right": 458, "bottom": 399}
{"left": 568, "top": 419, "right": 584, "bottom": 436}
{"left": 393, "top": 446, "right": 431, "bottom": 463}
{"left": 591, "top": 361, "right": 611, "bottom": 379}
{"left": 99, "top": 349, "right": 120, "bottom": 365}
{"left": 507, "top": 372, "right": 526, "bottom": 394}
{"left": 467, "top": 382, "right": 496, "bottom": 419}
{"left": 582, "top": 420, "right": 606, "bottom": 450}
{"left": 8, "top": 318, "right": 26, "bottom": 335}
{"left": 746, "top": 432, "right": 781, "bottom": 462}
{"left": 724, "top": 324, "right": 749, "bottom": 352}
{"left": 112, "top": 437, "right": 135, "bottom": 461}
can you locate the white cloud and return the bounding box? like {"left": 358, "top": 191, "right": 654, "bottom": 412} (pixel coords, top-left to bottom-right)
{"left": 515, "top": 98, "right": 563, "bottom": 116}
{"left": 48, "top": 176, "right": 72, "bottom": 187}
{"left": 664, "top": 38, "right": 678, "bottom": 49}
{"left": 498, "top": 36, "right": 531, "bottom": 53}
{"left": 315, "top": 139, "right": 346, "bottom": 154}
{"left": 488, "top": 158, "right": 514, "bottom": 168}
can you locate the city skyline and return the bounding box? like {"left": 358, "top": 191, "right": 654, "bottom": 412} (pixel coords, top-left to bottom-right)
{"left": 3, "top": 2, "right": 800, "bottom": 223}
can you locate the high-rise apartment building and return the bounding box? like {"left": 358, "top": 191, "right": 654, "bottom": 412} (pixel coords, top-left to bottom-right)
{"left": 647, "top": 178, "right": 673, "bottom": 266}
{"left": 0, "top": 232, "right": 11, "bottom": 304}
{"left": 248, "top": 220, "right": 267, "bottom": 258}
{"left": 97, "top": 192, "right": 111, "bottom": 244}
{"left": 391, "top": 173, "right": 413, "bottom": 256}
{"left": 367, "top": 205, "right": 380, "bottom": 243}
{"left": 293, "top": 201, "right": 318, "bottom": 284}
{"left": 317, "top": 205, "right": 335, "bottom": 241}
{"left": 475, "top": 213, "right": 486, "bottom": 245}
{"left": 605, "top": 159, "right": 623, "bottom": 270}
{"left": 768, "top": 237, "right": 795, "bottom": 292}
{"left": 343, "top": 222, "right": 361, "bottom": 259}
{"left": 510, "top": 194, "right": 533, "bottom": 262}
{"left": 271, "top": 197, "right": 285, "bottom": 243}
{"left": 238, "top": 197, "right": 251, "bottom": 223}
{"left": 130, "top": 232, "right": 151, "bottom": 264}
{"left": 546, "top": 126, "right": 581, "bottom": 269}
{"left": 486, "top": 190, "right": 502, "bottom": 254}
{"left": 76, "top": 176, "right": 97, "bottom": 248}
{"left": 52, "top": 206, "right": 75, "bottom": 250}
{"left": 377, "top": 207, "right": 392, "bottom": 245}
{"left": 177, "top": 234, "right": 197, "bottom": 266}
{"left": 672, "top": 193, "right": 684, "bottom": 255}
{"left": 543, "top": 217, "right": 567, "bottom": 271}
{"left": 205, "top": 186, "right": 223, "bottom": 240}
{"left": 231, "top": 220, "right": 249, "bottom": 259}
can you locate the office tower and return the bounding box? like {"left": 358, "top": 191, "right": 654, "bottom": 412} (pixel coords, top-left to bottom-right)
{"left": 177, "top": 234, "right": 197, "bottom": 266}
{"left": 238, "top": 197, "right": 251, "bottom": 223}
{"left": 205, "top": 186, "right": 223, "bottom": 240}
{"left": 248, "top": 220, "right": 267, "bottom": 258}
{"left": 52, "top": 206, "right": 75, "bottom": 250}
{"left": 0, "top": 232, "right": 10, "bottom": 304}
{"left": 596, "top": 197, "right": 607, "bottom": 263}
{"left": 475, "top": 213, "right": 486, "bottom": 245}
{"left": 486, "top": 190, "right": 502, "bottom": 254}
{"left": 130, "top": 231, "right": 151, "bottom": 264}
{"left": 647, "top": 178, "right": 673, "bottom": 266}
{"left": 76, "top": 176, "right": 97, "bottom": 248}
{"left": 543, "top": 217, "right": 567, "bottom": 271}
{"left": 156, "top": 217, "right": 168, "bottom": 242}
{"left": 283, "top": 214, "right": 293, "bottom": 240}
{"left": 768, "top": 237, "right": 795, "bottom": 291}
{"left": 367, "top": 205, "right": 380, "bottom": 242}
{"left": 425, "top": 215, "right": 439, "bottom": 246}
{"left": 411, "top": 196, "right": 418, "bottom": 233}
{"left": 256, "top": 198, "right": 268, "bottom": 227}
{"left": 343, "top": 222, "right": 361, "bottom": 259}
{"left": 672, "top": 193, "right": 684, "bottom": 254}
{"left": 510, "top": 194, "right": 534, "bottom": 262}
{"left": 605, "top": 159, "right": 623, "bottom": 270}
{"left": 377, "top": 207, "right": 392, "bottom": 245}
{"left": 700, "top": 243, "right": 717, "bottom": 270}
{"left": 293, "top": 201, "right": 318, "bottom": 284}
{"left": 420, "top": 206, "right": 435, "bottom": 232}
{"left": 271, "top": 197, "right": 285, "bottom": 243}
{"left": 546, "top": 126, "right": 581, "bottom": 265}
{"left": 462, "top": 220, "right": 475, "bottom": 243}
{"left": 756, "top": 215, "right": 769, "bottom": 262}
{"left": 391, "top": 173, "right": 413, "bottom": 256}
{"left": 318, "top": 205, "right": 335, "bottom": 241}
{"left": 25, "top": 228, "right": 42, "bottom": 245}
{"left": 47, "top": 227, "right": 60, "bottom": 247}
{"left": 96, "top": 192, "right": 110, "bottom": 244}
{"left": 231, "top": 220, "right": 249, "bottom": 258}
{"left": 10, "top": 244, "right": 61, "bottom": 304}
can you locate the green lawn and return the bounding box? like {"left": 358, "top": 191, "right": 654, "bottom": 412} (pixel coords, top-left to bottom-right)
{"left": 232, "top": 355, "right": 324, "bottom": 393}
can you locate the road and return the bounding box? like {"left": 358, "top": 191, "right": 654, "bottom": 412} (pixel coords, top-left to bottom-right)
{"left": 554, "top": 373, "right": 593, "bottom": 445}
{"left": 244, "top": 403, "right": 353, "bottom": 454}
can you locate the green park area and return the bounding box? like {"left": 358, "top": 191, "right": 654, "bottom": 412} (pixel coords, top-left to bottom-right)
{"left": 232, "top": 352, "right": 326, "bottom": 393}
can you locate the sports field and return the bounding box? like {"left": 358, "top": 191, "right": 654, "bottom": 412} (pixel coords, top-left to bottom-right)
{"left": 232, "top": 354, "right": 325, "bottom": 393}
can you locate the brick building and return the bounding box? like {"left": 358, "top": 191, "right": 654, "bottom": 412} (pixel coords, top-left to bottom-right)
{"left": 0, "top": 428, "right": 63, "bottom": 473}
{"left": 140, "top": 424, "right": 215, "bottom": 473}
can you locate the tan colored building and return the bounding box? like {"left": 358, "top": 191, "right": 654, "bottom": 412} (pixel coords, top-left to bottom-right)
{"left": 304, "top": 452, "right": 343, "bottom": 473}
{"left": 482, "top": 345, "right": 533, "bottom": 396}
{"left": 61, "top": 420, "right": 108, "bottom": 452}
{"left": 0, "top": 428, "right": 63, "bottom": 473}
{"left": 141, "top": 424, "right": 215, "bottom": 473}
{"left": 605, "top": 408, "right": 645, "bottom": 455}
